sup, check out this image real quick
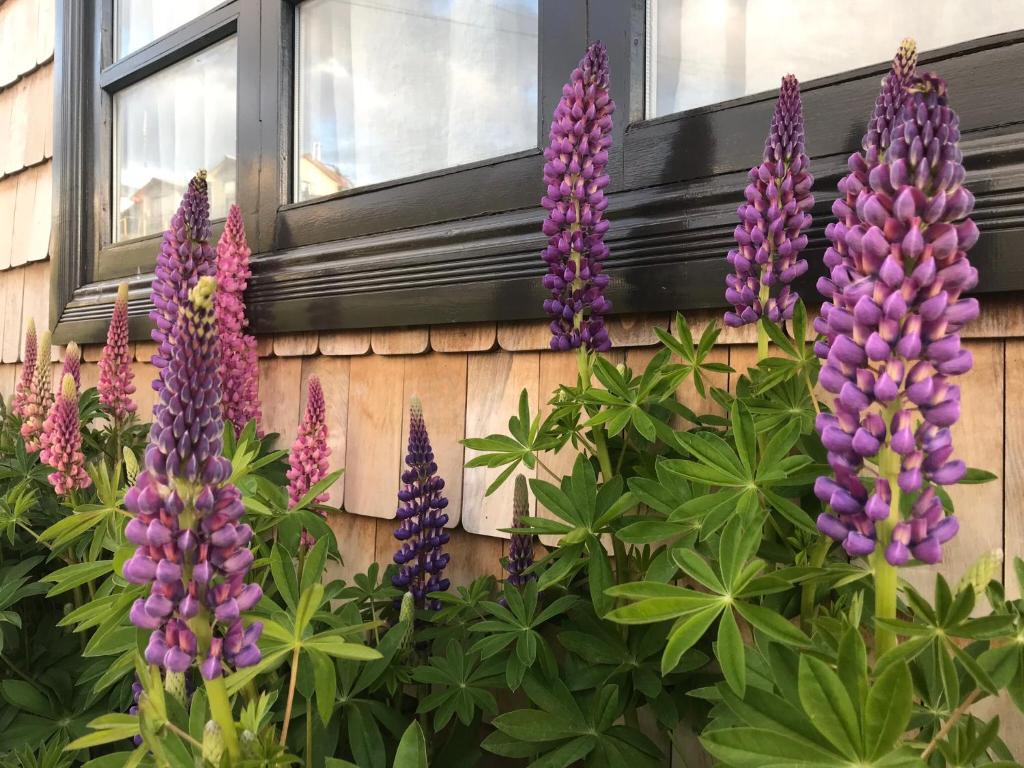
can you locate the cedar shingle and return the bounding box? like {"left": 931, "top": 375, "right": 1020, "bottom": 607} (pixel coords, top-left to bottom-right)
{"left": 0, "top": 267, "right": 25, "bottom": 363}
{"left": 318, "top": 330, "right": 370, "bottom": 356}
{"left": 272, "top": 332, "right": 318, "bottom": 357}
{"left": 430, "top": 322, "right": 496, "bottom": 353}
{"left": 0, "top": 176, "right": 17, "bottom": 270}
{"left": 10, "top": 166, "right": 36, "bottom": 267}
{"left": 370, "top": 327, "right": 428, "bottom": 355}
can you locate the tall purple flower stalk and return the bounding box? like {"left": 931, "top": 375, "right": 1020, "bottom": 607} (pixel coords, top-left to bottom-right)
{"left": 393, "top": 398, "right": 450, "bottom": 610}
{"left": 12, "top": 319, "right": 37, "bottom": 419}
{"left": 288, "top": 376, "right": 330, "bottom": 547}
{"left": 98, "top": 283, "right": 137, "bottom": 424}
{"left": 724, "top": 75, "right": 814, "bottom": 329}
{"left": 541, "top": 41, "right": 615, "bottom": 352}
{"left": 505, "top": 474, "right": 535, "bottom": 589}
{"left": 40, "top": 373, "right": 91, "bottom": 496}
{"left": 150, "top": 171, "right": 216, "bottom": 405}
{"left": 814, "top": 72, "right": 978, "bottom": 567}
{"left": 123, "top": 276, "right": 262, "bottom": 680}
{"left": 215, "top": 205, "right": 262, "bottom": 436}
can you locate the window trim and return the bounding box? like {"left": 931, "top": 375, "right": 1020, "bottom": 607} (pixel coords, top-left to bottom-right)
{"left": 51, "top": 0, "right": 1024, "bottom": 344}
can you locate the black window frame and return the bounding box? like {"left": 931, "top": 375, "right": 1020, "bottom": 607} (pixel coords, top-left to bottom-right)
{"left": 51, "top": 0, "right": 1024, "bottom": 343}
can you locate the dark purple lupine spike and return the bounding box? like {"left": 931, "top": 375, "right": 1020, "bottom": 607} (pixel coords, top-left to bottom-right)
{"left": 124, "top": 276, "right": 262, "bottom": 679}
{"left": 724, "top": 75, "right": 814, "bottom": 327}
{"left": 505, "top": 474, "right": 535, "bottom": 588}
{"left": 392, "top": 397, "right": 450, "bottom": 610}
{"left": 541, "top": 41, "right": 615, "bottom": 352}
{"left": 149, "top": 171, "right": 216, "bottom": 404}
{"left": 813, "top": 72, "right": 977, "bottom": 566}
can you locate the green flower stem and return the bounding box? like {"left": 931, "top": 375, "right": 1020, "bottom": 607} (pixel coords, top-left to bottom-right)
{"left": 870, "top": 447, "right": 901, "bottom": 658}
{"left": 756, "top": 284, "right": 771, "bottom": 361}
{"left": 204, "top": 674, "right": 240, "bottom": 761}
{"left": 306, "top": 696, "right": 314, "bottom": 763}
{"left": 799, "top": 536, "right": 830, "bottom": 629}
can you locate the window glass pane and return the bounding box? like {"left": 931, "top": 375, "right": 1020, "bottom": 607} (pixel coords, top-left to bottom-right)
{"left": 294, "top": 0, "right": 539, "bottom": 202}
{"left": 647, "top": 0, "right": 1023, "bottom": 117}
{"left": 116, "top": 0, "right": 224, "bottom": 59}
{"left": 113, "top": 37, "right": 237, "bottom": 242}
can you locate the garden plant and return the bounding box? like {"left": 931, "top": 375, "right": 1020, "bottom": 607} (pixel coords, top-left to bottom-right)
{"left": 0, "top": 36, "right": 1020, "bottom": 768}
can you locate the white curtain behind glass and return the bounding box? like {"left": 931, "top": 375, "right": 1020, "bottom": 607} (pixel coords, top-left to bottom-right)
{"left": 116, "top": 0, "right": 224, "bottom": 58}
{"left": 295, "top": 0, "right": 538, "bottom": 201}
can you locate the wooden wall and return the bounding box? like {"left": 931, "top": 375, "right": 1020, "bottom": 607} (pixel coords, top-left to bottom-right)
{"left": 0, "top": 0, "right": 1019, "bottom": 757}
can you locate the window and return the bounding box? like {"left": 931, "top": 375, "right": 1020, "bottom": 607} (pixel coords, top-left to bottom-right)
{"left": 50, "top": 1, "right": 1024, "bottom": 343}
{"left": 647, "top": 0, "right": 1024, "bottom": 117}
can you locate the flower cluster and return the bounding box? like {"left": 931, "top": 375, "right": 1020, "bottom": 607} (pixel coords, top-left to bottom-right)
{"left": 20, "top": 330, "right": 52, "bottom": 453}
{"left": 12, "top": 319, "right": 37, "bottom": 419}
{"left": 62, "top": 342, "right": 81, "bottom": 390}
{"left": 150, "top": 171, "right": 216, "bottom": 405}
{"left": 215, "top": 205, "right": 262, "bottom": 435}
{"left": 287, "top": 376, "right": 331, "bottom": 547}
{"left": 814, "top": 72, "right": 978, "bottom": 565}
{"left": 39, "top": 373, "right": 90, "bottom": 495}
{"left": 393, "top": 398, "right": 450, "bottom": 610}
{"left": 724, "top": 75, "right": 814, "bottom": 327}
{"left": 541, "top": 41, "right": 615, "bottom": 352}
{"left": 98, "top": 283, "right": 137, "bottom": 424}
{"left": 505, "top": 475, "right": 535, "bottom": 588}
{"left": 123, "top": 276, "right": 262, "bottom": 679}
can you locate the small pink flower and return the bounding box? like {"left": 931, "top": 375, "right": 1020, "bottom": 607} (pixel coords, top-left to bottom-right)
{"left": 98, "top": 283, "right": 137, "bottom": 424}
{"left": 12, "top": 319, "right": 37, "bottom": 419}
{"left": 215, "top": 205, "right": 261, "bottom": 436}
{"left": 40, "top": 373, "right": 91, "bottom": 495}
{"left": 20, "top": 330, "right": 53, "bottom": 453}
{"left": 288, "top": 377, "right": 330, "bottom": 545}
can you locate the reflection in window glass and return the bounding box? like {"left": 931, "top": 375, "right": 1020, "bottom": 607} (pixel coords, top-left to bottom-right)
{"left": 294, "top": 0, "right": 539, "bottom": 202}
{"left": 115, "top": 0, "right": 224, "bottom": 59}
{"left": 647, "top": 0, "right": 1023, "bottom": 117}
{"left": 114, "top": 38, "right": 237, "bottom": 242}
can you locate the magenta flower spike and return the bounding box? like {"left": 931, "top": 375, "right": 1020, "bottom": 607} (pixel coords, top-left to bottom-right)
{"left": 12, "top": 319, "right": 37, "bottom": 419}
{"left": 287, "top": 376, "right": 331, "bottom": 547}
{"left": 150, "top": 171, "right": 216, "bottom": 405}
{"left": 215, "top": 205, "right": 262, "bottom": 436}
{"left": 393, "top": 397, "right": 450, "bottom": 610}
{"left": 724, "top": 75, "right": 814, "bottom": 328}
{"left": 39, "top": 373, "right": 91, "bottom": 495}
{"left": 98, "top": 283, "right": 137, "bottom": 424}
{"left": 62, "top": 342, "right": 81, "bottom": 391}
{"left": 814, "top": 72, "right": 978, "bottom": 566}
{"left": 123, "top": 277, "right": 262, "bottom": 679}
{"left": 541, "top": 41, "right": 616, "bottom": 352}
{"left": 20, "top": 330, "right": 52, "bottom": 453}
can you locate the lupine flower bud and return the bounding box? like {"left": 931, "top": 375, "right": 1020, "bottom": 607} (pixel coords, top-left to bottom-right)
{"left": 39, "top": 373, "right": 90, "bottom": 495}
{"left": 124, "top": 276, "right": 262, "bottom": 680}
{"left": 815, "top": 72, "right": 976, "bottom": 566}
{"left": 150, "top": 171, "right": 216, "bottom": 405}
{"left": 202, "top": 720, "right": 224, "bottom": 766}
{"left": 399, "top": 591, "right": 415, "bottom": 650}
{"left": 392, "top": 397, "right": 450, "bottom": 610}
{"left": 957, "top": 548, "right": 1003, "bottom": 597}
{"left": 215, "top": 205, "right": 262, "bottom": 435}
{"left": 98, "top": 283, "right": 137, "bottom": 424}
{"left": 287, "top": 375, "right": 330, "bottom": 547}
{"left": 541, "top": 41, "right": 616, "bottom": 352}
{"left": 61, "top": 342, "right": 81, "bottom": 390}
{"left": 506, "top": 475, "right": 536, "bottom": 588}
{"left": 12, "top": 318, "right": 37, "bottom": 418}
{"left": 20, "top": 330, "right": 52, "bottom": 452}
{"left": 724, "top": 75, "right": 814, "bottom": 327}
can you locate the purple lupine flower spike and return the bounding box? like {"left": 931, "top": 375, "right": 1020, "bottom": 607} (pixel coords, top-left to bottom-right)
{"left": 816, "top": 39, "right": 917, "bottom": 351}
{"left": 98, "top": 283, "right": 137, "bottom": 424}
{"left": 150, "top": 171, "right": 216, "bottom": 404}
{"left": 12, "top": 319, "right": 37, "bottom": 419}
{"left": 814, "top": 72, "right": 977, "bottom": 566}
{"left": 124, "top": 276, "right": 262, "bottom": 679}
{"left": 541, "top": 41, "right": 615, "bottom": 352}
{"left": 20, "top": 330, "right": 52, "bottom": 453}
{"left": 62, "top": 342, "right": 81, "bottom": 391}
{"left": 393, "top": 397, "right": 450, "bottom": 610}
{"left": 40, "top": 373, "right": 91, "bottom": 495}
{"left": 506, "top": 475, "right": 535, "bottom": 588}
{"left": 724, "top": 75, "right": 814, "bottom": 327}
{"left": 287, "top": 376, "right": 330, "bottom": 547}
{"left": 215, "top": 205, "right": 262, "bottom": 436}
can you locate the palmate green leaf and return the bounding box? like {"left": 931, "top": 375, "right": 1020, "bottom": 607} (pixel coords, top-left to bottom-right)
{"left": 864, "top": 659, "right": 912, "bottom": 760}
{"left": 270, "top": 543, "right": 299, "bottom": 612}
{"left": 701, "top": 726, "right": 843, "bottom": 767}
{"left": 393, "top": 721, "right": 429, "bottom": 768}
{"left": 615, "top": 519, "right": 690, "bottom": 545}
{"left": 295, "top": 469, "right": 344, "bottom": 511}
{"left": 798, "top": 655, "right": 861, "bottom": 760}
{"left": 44, "top": 560, "right": 113, "bottom": 597}
{"left": 587, "top": 536, "right": 613, "bottom": 616}
{"left": 735, "top": 601, "right": 810, "bottom": 646}
{"left": 671, "top": 547, "right": 724, "bottom": 593}
{"left": 662, "top": 605, "right": 722, "bottom": 674}
{"left": 717, "top": 608, "right": 746, "bottom": 696}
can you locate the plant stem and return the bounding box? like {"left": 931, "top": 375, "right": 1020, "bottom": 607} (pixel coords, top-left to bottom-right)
{"left": 756, "top": 284, "right": 771, "bottom": 361}
{"left": 204, "top": 675, "right": 240, "bottom": 761}
{"left": 922, "top": 689, "right": 980, "bottom": 759}
{"left": 871, "top": 447, "right": 901, "bottom": 658}
{"left": 799, "top": 536, "right": 830, "bottom": 630}
{"left": 0, "top": 652, "right": 43, "bottom": 691}
{"left": 279, "top": 644, "right": 302, "bottom": 746}
{"left": 803, "top": 370, "right": 821, "bottom": 415}
{"left": 536, "top": 458, "right": 561, "bottom": 482}
{"left": 306, "top": 696, "right": 314, "bottom": 763}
